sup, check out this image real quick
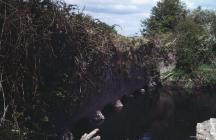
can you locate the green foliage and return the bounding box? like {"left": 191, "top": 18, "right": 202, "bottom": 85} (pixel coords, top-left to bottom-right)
{"left": 143, "top": 0, "right": 216, "bottom": 86}
{"left": 142, "top": 0, "right": 186, "bottom": 35}
{"left": 174, "top": 8, "right": 216, "bottom": 73}
{"left": 175, "top": 18, "right": 207, "bottom": 73}
{"left": 190, "top": 7, "right": 216, "bottom": 60}
{"left": 191, "top": 7, "right": 216, "bottom": 25}
{"left": 194, "top": 64, "right": 216, "bottom": 87}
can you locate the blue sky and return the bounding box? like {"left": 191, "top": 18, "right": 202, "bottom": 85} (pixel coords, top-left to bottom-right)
{"left": 65, "top": 0, "right": 216, "bottom": 36}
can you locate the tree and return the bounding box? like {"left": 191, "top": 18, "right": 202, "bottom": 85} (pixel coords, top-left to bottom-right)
{"left": 142, "top": 0, "right": 186, "bottom": 35}
{"left": 189, "top": 7, "right": 216, "bottom": 64}
{"left": 175, "top": 18, "right": 207, "bottom": 73}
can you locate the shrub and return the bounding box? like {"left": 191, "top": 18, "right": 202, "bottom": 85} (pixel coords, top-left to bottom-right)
{"left": 175, "top": 18, "right": 207, "bottom": 73}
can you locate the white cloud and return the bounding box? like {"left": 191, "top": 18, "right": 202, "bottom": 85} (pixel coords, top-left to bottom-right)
{"left": 65, "top": 0, "right": 79, "bottom": 4}
{"left": 64, "top": 0, "right": 155, "bottom": 35}
{"left": 64, "top": 0, "right": 216, "bottom": 36}
{"left": 131, "top": 0, "right": 158, "bottom": 5}
{"left": 113, "top": 5, "right": 137, "bottom": 11}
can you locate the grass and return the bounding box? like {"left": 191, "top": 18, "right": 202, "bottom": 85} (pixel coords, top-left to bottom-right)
{"left": 194, "top": 64, "right": 216, "bottom": 87}
{"left": 161, "top": 64, "right": 216, "bottom": 87}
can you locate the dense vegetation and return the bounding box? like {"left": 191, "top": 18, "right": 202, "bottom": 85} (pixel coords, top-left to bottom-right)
{"left": 0, "top": 0, "right": 113, "bottom": 139}
{"left": 142, "top": 0, "right": 186, "bottom": 34}
{"left": 143, "top": 0, "right": 216, "bottom": 87}
{"left": 2, "top": 0, "right": 216, "bottom": 139}
{"left": 0, "top": 0, "right": 159, "bottom": 139}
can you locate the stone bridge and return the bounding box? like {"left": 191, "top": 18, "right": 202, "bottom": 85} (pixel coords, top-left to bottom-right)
{"left": 57, "top": 42, "right": 161, "bottom": 140}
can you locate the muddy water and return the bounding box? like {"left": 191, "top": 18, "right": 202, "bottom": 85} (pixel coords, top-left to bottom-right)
{"left": 73, "top": 88, "right": 216, "bottom": 140}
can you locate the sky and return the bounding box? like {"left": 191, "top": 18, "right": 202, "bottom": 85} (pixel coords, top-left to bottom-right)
{"left": 64, "top": 0, "right": 216, "bottom": 36}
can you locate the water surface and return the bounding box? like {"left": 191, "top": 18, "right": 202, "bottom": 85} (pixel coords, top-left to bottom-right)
{"left": 74, "top": 88, "right": 216, "bottom": 140}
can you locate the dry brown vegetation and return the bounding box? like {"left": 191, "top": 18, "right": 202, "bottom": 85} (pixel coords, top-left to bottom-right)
{"left": 0, "top": 0, "right": 158, "bottom": 139}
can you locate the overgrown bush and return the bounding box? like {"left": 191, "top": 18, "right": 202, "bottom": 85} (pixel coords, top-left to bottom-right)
{"left": 175, "top": 18, "right": 208, "bottom": 73}
{"left": 0, "top": 0, "right": 157, "bottom": 139}
{"left": 0, "top": 0, "right": 116, "bottom": 139}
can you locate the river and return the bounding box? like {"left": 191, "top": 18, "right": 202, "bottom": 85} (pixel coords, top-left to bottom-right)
{"left": 73, "top": 87, "right": 216, "bottom": 140}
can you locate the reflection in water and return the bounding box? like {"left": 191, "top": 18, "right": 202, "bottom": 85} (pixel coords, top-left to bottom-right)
{"left": 149, "top": 88, "right": 216, "bottom": 140}
{"left": 74, "top": 88, "right": 216, "bottom": 140}
{"left": 140, "top": 133, "right": 151, "bottom": 140}
{"left": 151, "top": 95, "right": 175, "bottom": 140}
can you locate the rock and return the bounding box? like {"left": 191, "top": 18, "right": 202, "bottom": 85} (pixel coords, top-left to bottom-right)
{"left": 148, "top": 78, "right": 157, "bottom": 92}
{"left": 131, "top": 89, "right": 146, "bottom": 97}
{"left": 140, "top": 89, "right": 146, "bottom": 95}
{"left": 80, "top": 129, "right": 101, "bottom": 140}
{"left": 112, "top": 100, "right": 124, "bottom": 112}
{"left": 90, "top": 110, "right": 105, "bottom": 126}
{"left": 127, "top": 94, "right": 135, "bottom": 98}
{"left": 60, "top": 129, "right": 74, "bottom": 140}
{"left": 197, "top": 118, "right": 216, "bottom": 140}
